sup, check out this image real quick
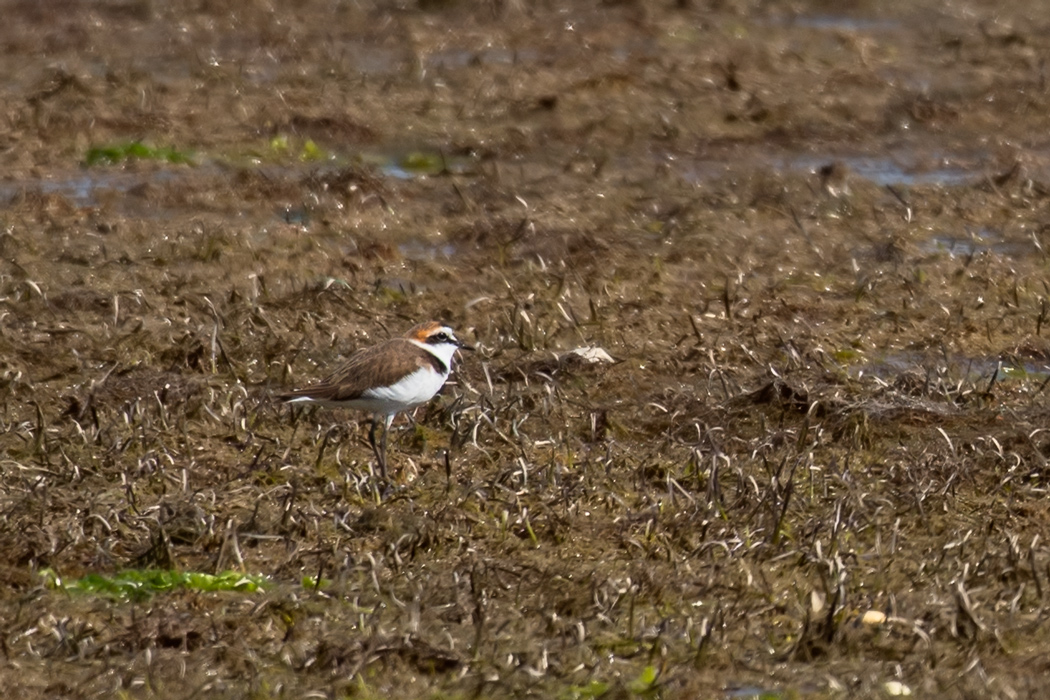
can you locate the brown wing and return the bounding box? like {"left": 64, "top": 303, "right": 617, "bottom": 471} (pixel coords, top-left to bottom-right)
{"left": 279, "top": 338, "right": 435, "bottom": 402}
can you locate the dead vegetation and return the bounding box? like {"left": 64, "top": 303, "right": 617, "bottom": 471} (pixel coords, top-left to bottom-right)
{"left": 4, "top": 0, "right": 1050, "bottom": 698}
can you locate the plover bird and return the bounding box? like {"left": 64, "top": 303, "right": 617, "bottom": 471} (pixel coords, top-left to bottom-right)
{"left": 280, "top": 321, "right": 470, "bottom": 478}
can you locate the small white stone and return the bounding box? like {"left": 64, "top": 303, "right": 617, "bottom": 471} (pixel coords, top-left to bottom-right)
{"left": 883, "top": 680, "right": 912, "bottom": 696}
{"left": 862, "top": 610, "right": 887, "bottom": 625}
{"left": 565, "top": 347, "right": 615, "bottom": 364}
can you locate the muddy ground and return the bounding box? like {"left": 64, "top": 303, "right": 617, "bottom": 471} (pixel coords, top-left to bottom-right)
{"left": 3, "top": 0, "right": 1050, "bottom": 697}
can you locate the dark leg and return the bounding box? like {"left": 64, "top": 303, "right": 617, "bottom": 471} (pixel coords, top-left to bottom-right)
{"left": 368, "top": 415, "right": 386, "bottom": 479}
{"left": 380, "top": 418, "right": 390, "bottom": 479}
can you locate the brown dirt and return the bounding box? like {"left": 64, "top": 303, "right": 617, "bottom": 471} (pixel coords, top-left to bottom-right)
{"left": 4, "top": 0, "right": 1050, "bottom": 697}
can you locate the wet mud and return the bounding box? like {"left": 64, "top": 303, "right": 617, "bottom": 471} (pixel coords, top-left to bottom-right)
{"left": 4, "top": 0, "right": 1050, "bottom": 697}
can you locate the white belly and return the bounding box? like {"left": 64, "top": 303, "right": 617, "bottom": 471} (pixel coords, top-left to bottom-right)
{"left": 286, "top": 367, "right": 448, "bottom": 417}
{"left": 361, "top": 366, "right": 449, "bottom": 412}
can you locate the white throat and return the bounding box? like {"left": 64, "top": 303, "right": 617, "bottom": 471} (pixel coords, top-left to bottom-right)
{"left": 412, "top": 339, "right": 459, "bottom": 373}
